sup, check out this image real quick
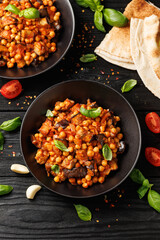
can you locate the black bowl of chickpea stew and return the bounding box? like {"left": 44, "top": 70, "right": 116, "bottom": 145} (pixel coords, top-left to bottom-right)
{"left": 0, "top": 0, "right": 75, "bottom": 79}
{"left": 20, "top": 80, "right": 141, "bottom": 198}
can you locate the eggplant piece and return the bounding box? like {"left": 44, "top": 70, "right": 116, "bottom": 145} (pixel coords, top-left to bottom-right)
{"left": 118, "top": 141, "right": 126, "bottom": 154}
{"left": 90, "top": 134, "right": 106, "bottom": 146}
{"left": 39, "top": 17, "right": 50, "bottom": 26}
{"left": 63, "top": 167, "right": 87, "bottom": 178}
{"left": 0, "top": 59, "right": 6, "bottom": 67}
{"left": 55, "top": 119, "right": 69, "bottom": 129}
{"left": 39, "top": 8, "right": 48, "bottom": 18}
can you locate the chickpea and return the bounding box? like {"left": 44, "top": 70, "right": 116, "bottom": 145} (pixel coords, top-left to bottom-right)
{"left": 54, "top": 176, "right": 59, "bottom": 182}
{"left": 93, "top": 147, "right": 99, "bottom": 153}
{"left": 102, "top": 160, "right": 108, "bottom": 167}
{"left": 85, "top": 175, "right": 91, "bottom": 181}
{"left": 7, "top": 62, "right": 14, "bottom": 68}
{"left": 75, "top": 144, "right": 81, "bottom": 149}
{"left": 67, "top": 155, "right": 73, "bottom": 161}
{"left": 56, "top": 157, "right": 62, "bottom": 163}
{"left": 77, "top": 179, "right": 82, "bottom": 185}
{"left": 15, "top": 54, "right": 22, "bottom": 61}
{"left": 87, "top": 150, "right": 94, "bottom": 157}
{"left": 99, "top": 165, "right": 105, "bottom": 172}
{"left": 31, "top": 53, "right": 37, "bottom": 59}
{"left": 117, "top": 133, "right": 123, "bottom": 140}
{"left": 82, "top": 143, "right": 87, "bottom": 150}
{"left": 68, "top": 135, "right": 74, "bottom": 142}
{"left": 50, "top": 46, "right": 56, "bottom": 52}
{"left": 98, "top": 176, "right": 105, "bottom": 183}
{"left": 92, "top": 176, "right": 98, "bottom": 183}
{"left": 111, "top": 128, "right": 117, "bottom": 134}
{"left": 59, "top": 131, "right": 66, "bottom": 138}
{"left": 4, "top": 26, "right": 10, "bottom": 30}
{"left": 24, "top": 55, "right": 30, "bottom": 61}
{"left": 55, "top": 105, "right": 60, "bottom": 111}
{"left": 100, "top": 126, "right": 105, "bottom": 132}
{"left": 49, "top": 31, "right": 55, "bottom": 38}
{"left": 63, "top": 152, "right": 69, "bottom": 157}
{"left": 50, "top": 6, "right": 56, "bottom": 11}
{"left": 1, "top": 39, "right": 7, "bottom": 45}
{"left": 82, "top": 183, "right": 88, "bottom": 188}
{"left": 82, "top": 178, "right": 87, "bottom": 184}
{"left": 68, "top": 146, "right": 74, "bottom": 152}
{"left": 110, "top": 143, "right": 116, "bottom": 150}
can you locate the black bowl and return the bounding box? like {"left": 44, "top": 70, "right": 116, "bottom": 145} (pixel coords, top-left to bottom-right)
{"left": 0, "top": 0, "right": 75, "bottom": 79}
{"left": 20, "top": 80, "right": 141, "bottom": 198}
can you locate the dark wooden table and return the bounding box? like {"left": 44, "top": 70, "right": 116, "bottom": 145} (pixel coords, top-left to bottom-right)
{"left": 1, "top": 0, "right": 160, "bottom": 239}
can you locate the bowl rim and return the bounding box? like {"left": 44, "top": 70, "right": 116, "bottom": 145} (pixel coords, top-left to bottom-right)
{"left": 20, "top": 79, "right": 142, "bottom": 198}
{"left": 0, "top": 0, "right": 75, "bottom": 80}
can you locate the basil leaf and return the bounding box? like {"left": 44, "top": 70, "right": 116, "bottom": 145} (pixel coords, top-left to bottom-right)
{"left": 84, "top": 0, "right": 100, "bottom": 12}
{"left": 54, "top": 139, "right": 69, "bottom": 152}
{"left": 74, "top": 204, "right": 92, "bottom": 221}
{"left": 137, "top": 185, "right": 149, "bottom": 199}
{"left": 121, "top": 79, "right": 137, "bottom": 93}
{"left": 80, "top": 54, "right": 97, "bottom": 63}
{"left": 94, "top": 11, "right": 106, "bottom": 32}
{"left": 0, "top": 185, "right": 13, "bottom": 196}
{"left": 51, "top": 164, "right": 60, "bottom": 174}
{"left": 5, "top": 4, "right": 20, "bottom": 15}
{"left": 103, "top": 8, "right": 128, "bottom": 27}
{"left": 0, "top": 132, "right": 4, "bottom": 151}
{"left": 148, "top": 189, "right": 160, "bottom": 213}
{"left": 46, "top": 110, "right": 54, "bottom": 117}
{"left": 143, "top": 179, "right": 153, "bottom": 188}
{"left": 129, "top": 169, "right": 146, "bottom": 185}
{"left": 20, "top": 8, "right": 40, "bottom": 19}
{"left": 0, "top": 117, "right": 21, "bottom": 131}
{"left": 96, "top": 5, "right": 104, "bottom": 12}
{"left": 80, "top": 107, "right": 101, "bottom": 118}
{"left": 75, "top": 0, "right": 89, "bottom": 8}
{"left": 102, "top": 144, "right": 112, "bottom": 161}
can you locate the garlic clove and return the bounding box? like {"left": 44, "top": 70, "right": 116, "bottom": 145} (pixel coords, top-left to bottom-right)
{"left": 11, "top": 164, "right": 29, "bottom": 174}
{"left": 26, "top": 185, "right": 41, "bottom": 199}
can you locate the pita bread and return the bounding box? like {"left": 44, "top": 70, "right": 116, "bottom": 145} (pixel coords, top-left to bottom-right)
{"left": 95, "top": 0, "right": 160, "bottom": 70}
{"left": 130, "top": 15, "right": 160, "bottom": 98}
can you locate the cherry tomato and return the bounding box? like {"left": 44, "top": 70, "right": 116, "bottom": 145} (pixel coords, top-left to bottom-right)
{"left": 145, "top": 112, "right": 160, "bottom": 133}
{"left": 145, "top": 147, "right": 160, "bottom": 167}
{"left": 0, "top": 80, "right": 22, "bottom": 99}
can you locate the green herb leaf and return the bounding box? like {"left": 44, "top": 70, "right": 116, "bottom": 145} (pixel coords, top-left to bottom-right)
{"left": 84, "top": 0, "right": 101, "bottom": 11}
{"left": 0, "top": 132, "right": 4, "bottom": 151}
{"left": 54, "top": 139, "right": 69, "bottom": 152}
{"left": 96, "top": 5, "right": 104, "bottom": 12}
{"left": 19, "top": 7, "right": 40, "bottom": 19}
{"left": 75, "top": 0, "right": 89, "bottom": 8}
{"left": 23, "top": 8, "right": 39, "bottom": 19}
{"left": 74, "top": 204, "right": 92, "bottom": 221}
{"left": 51, "top": 164, "right": 60, "bottom": 174}
{"left": 137, "top": 179, "right": 153, "bottom": 199}
{"left": 129, "top": 169, "right": 146, "bottom": 185}
{"left": 46, "top": 110, "right": 54, "bottom": 117}
{"left": 94, "top": 11, "right": 106, "bottom": 32}
{"left": 5, "top": 4, "right": 20, "bottom": 15}
{"left": 103, "top": 8, "right": 128, "bottom": 27}
{"left": 80, "top": 54, "right": 97, "bottom": 63}
{"left": 0, "top": 117, "right": 21, "bottom": 131}
{"left": 137, "top": 185, "right": 149, "bottom": 199}
{"left": 148, "top": 189, "right": 160, "bottom": 213}
{"left": 0, "top": 185, "right": 13, "bottom": 196}
{"left": 121, "top": 79, "right": 137, "bottom": 93}
{"left": 80, "top": 107, "right": 101, "bottom": 118}
{"left": 102, "top": 144, "right": 112, "bottom": 161}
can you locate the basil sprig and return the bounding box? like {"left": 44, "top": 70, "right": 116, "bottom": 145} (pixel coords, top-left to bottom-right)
{"left": 46, "top": 110, "right": 54, "bottom": 118}
{"left": 0, "top": 185, "right": 13, "bottom": 196}
{"left": 80, "top": 54, "right": 97, "bottom": 63}
{"left": 130, "top": 168, "right": 160, "bottom": 213}
{"left": 5, "top": 4, "right": 40, "bottom": 19}
{"left": 94, "top": 11, "right": 106, "bottom": 32}
{"left": 102, "top": 144, "right": 112, "bottom": 161}
{"left": 0, "top": 132, "right": 4, "bottom": 151}
{"left": 75, "top": 0, "right": 89, "bottom": 8}
{"left": 103, "top": 8, "right": 128, "bottom": 27}
{"left": 54, "top": 139, "right": 69, "bottom": 152}
{"left": 148, "top": 189, "right": 160, "bottom": 213}
{"left": 121, "top": 79, "right": 137, "bottom": 93}
{"left": 51, "top": 165, "right": 60, "bottom": 174}
{"left": 0, "top": 117, "right": 21, "bottom": 131}
{"left": 80, "top": 107, "right": 101, "bottom": 118}
{"left": 74, "top": 204, "right": 92, "bottom": 221}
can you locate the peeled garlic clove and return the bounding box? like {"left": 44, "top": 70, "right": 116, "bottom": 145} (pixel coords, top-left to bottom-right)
{"left": 11, "top": 164, "right": 29, "bottom": 174}
{"left": 26, "top": 185, "right": 41, "bottom": 199}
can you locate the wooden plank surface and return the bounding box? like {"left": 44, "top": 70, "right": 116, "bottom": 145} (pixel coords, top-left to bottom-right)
{"left": 0, "top": 0, "right": 160, "bottom": 239}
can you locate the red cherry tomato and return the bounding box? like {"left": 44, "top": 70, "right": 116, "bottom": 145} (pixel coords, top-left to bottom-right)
{"left": 0, "top": 80, "right": 22, "bottom": 99}
{"left": 145, "top": 112, "right": 160, "bottom": 133}
{"left": 145, "top": 147, "right": 160, "bottom": 167}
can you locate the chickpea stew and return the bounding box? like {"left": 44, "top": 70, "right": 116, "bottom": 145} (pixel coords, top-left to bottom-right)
{"left": 0, "top": 0, "right": 61, "bottom": 68}
{"left": 31, "top": 99, "right": 125, "bottom": 188}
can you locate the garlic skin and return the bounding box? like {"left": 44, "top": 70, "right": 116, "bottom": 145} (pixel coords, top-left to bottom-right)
{"left": 11, "top": 164, "right": 29, "bottom": 174}
{"left": 26, "top": 185, "right": 41, "bottom": 199}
